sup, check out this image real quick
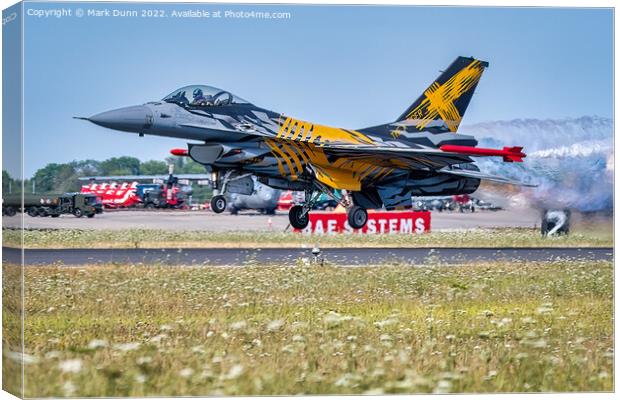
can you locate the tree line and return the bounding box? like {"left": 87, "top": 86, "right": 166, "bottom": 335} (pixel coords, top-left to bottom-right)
{"left": 2, "top": 156, "right": 210, "bottom": 199}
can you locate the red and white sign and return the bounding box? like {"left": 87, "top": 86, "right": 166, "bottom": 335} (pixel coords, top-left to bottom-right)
{"left": 297, "top": 211, "right": 431, "bottom": 234}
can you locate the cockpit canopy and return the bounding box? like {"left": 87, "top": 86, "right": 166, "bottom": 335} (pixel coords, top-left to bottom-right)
{"left": 162, "top": 85, "right": 251, "bottom": 108}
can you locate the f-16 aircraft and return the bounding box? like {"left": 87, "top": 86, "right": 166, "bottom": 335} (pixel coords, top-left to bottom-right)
{"left": 78, "top": 56, "right": 531, "bottom": 229}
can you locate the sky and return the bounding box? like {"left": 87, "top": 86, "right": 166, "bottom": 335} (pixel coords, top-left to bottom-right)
{"left": 9, "top": 2, "right": 615, "bottom": 177}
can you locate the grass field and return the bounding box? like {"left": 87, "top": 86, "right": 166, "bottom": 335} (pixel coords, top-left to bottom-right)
{"left": 2, "top": 226, "right": 613, "bottom": 249}
{"left": 3, "top": 259, "right": 613, "bottom": 396}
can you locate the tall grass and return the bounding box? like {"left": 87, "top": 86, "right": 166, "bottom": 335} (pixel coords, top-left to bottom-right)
{"left": 12, "top": 260, "right": 613, "bottom": 396}
{"left": 2, "top": 227, "right": 613, "bottom": 249}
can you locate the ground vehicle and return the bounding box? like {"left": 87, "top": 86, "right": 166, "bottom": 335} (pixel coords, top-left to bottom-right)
{"left": 140, "top": 183, "right": 187, "bottom": 209}
{"left": 80, "top": 181, "right": 188, "bottom": 209}
{"left": 453, "top": 194, "right": 475, "bottom": 212}
{"left": 277, "top": 191, "right": 295, "bottom": 211}
{"left": 2, "top": 193, "right": 103, "bottom": 218}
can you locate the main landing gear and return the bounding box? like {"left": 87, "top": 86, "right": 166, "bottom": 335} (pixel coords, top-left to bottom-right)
{"left": 347, "top": 205, "right": 368, "bottom": 230}
{"left": 288, "top": 186, "right": 368, "bottom": 230}
{"left": 288, "top": 205, "right": 310, "bottom": 230}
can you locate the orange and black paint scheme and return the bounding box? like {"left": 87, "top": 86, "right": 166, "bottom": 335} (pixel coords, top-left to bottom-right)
{"left": 80, "top": 56, "right": 532, "bottom": 229}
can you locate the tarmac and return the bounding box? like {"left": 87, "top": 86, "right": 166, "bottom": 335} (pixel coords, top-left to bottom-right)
{"left": 2, "top": 209, "right": 540, "bottom": 232}
{"left": 3, "top": 246, "right": 613, "bottom": 266}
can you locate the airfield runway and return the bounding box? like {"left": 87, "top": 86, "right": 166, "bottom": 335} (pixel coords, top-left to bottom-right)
{"left": 2, "top": 209, "right": 540, "bottom": 231}
{"left": 3, "top": 246, "right": 612, "bottom": 266}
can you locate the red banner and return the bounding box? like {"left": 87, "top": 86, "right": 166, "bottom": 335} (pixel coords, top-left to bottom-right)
{"left": 296, "top": 211, "right": 431, "bottom": 234}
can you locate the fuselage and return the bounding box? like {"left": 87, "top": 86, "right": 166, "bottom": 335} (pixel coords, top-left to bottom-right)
{"left": 88, "top": 97, "right": 479, "bottom": 194}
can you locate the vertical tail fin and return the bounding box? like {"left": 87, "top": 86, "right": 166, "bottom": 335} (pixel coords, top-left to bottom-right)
{"left": 397, "top": 56, "right": 488, "bottom": 133}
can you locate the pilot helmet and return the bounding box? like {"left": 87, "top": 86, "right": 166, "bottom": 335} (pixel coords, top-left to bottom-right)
{"left": 193, "top": 88, "right": 203, "bottom": 98}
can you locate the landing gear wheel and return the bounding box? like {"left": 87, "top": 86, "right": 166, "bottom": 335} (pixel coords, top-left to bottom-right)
{"left": 210, "top": 195, "right": 227, "bottom": 214}
{"left": 347, "top": 206, "right": 368, "bottom": 230}
{"left": 289, "top": 205, "right": 309, "bottom": 230}
{"left": 73, "top": 208, "right": 83, "bottom": 218}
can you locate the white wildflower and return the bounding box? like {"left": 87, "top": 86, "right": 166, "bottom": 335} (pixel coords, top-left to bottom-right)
{"left": 434, "top": 379, "right": 452, "bottom": 393}
{"left": 230, "top": 321, "right": 247, "bottom": 331}
{"left": 179, "top": 368, "right": 194, "bottom": 378}
{"left": 5, "top": 351, "right": 39, "bottom": 365}
{"left": 88, "top": 339, "right": 108, "bottom": 349}
{"left": 45, "top": 351, "right": 62, "bottom": 359}
{"left": 59, "top": 359, "right": 83, "bottom": 373}
{"left": 267, "top": 319, "right": 284, "bottom": 332}
{"left": 191, "top": 345, "right": 205, "bottom": 354}
{"left": 374, "top": 317, "right": 398, "bottom": 328}
{"left": 136, "top": 356, "right": 152, "bottom": 365}
{"left": 113, "top": 342, "right": 141, "bottom": 352}
{"left": 223, "top": 364, "right": 244, "bottom": 380}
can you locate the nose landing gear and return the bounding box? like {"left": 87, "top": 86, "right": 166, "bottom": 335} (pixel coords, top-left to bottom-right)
{"left": 208, "top": 170, "right": 253, "bottom": 214}
{"left": 210, "top": 195, "right": 227, "bottom": 214}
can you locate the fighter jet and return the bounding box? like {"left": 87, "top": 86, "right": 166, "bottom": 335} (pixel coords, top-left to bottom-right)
{"left": 78, "top": 56, "right": 531, "bottom": 229}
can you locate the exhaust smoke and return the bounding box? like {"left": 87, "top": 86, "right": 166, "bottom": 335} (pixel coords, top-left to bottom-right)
{"left": 464, "top": 116, "right": 613, "bottom": 213}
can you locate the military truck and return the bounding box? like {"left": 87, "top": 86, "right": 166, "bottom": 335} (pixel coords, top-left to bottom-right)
{"left": 2, "top": 193, "right": 103, "bottom": 218}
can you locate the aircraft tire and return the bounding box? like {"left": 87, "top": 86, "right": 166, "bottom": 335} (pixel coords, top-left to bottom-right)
{"left": 289, "top": 205, "right": 309, "bottom": 229}
{"left": 211, "top": 195, "right": 227, "bottom": 214}
{"left": 347, "top": 206, "right": 368, "bottom": 229}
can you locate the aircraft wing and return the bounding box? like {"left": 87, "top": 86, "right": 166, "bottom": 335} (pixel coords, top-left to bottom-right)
{"left": 311, "top": 143, "right": 535, "bottom": 186}
{"left": 314, "top": 143, "right": 527, "bottom": 169}
{"left": 324, "top": 143, "right": 526, "bottom": 160}
{"left": 317, "top": 144, "right": 474, "bottom": 169}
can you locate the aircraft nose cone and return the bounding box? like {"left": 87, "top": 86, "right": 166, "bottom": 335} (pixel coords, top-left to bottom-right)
{"left": 88, "top": 105, "right": 153, "bottom": 132}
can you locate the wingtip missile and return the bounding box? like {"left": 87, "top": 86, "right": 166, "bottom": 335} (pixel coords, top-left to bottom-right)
{"left": 501, "top": 146, "right": 526, "bottom": 163}
{"left": 439, "top": 144, "right": 526, "bottom": 163}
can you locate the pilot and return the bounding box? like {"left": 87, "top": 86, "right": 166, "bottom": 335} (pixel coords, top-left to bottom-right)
{"left": 191, "top": 88, "right": 213, "bottom": 106}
